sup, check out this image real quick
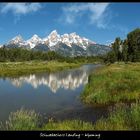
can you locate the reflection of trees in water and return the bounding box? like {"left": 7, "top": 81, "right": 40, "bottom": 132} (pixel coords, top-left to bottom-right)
{"left": 9, "top": 67, "right": 91, "bottom": 93}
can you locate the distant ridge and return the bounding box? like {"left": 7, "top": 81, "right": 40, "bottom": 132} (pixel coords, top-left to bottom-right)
{"left": 1, "top": 30, "right": 111, "bottom": 56}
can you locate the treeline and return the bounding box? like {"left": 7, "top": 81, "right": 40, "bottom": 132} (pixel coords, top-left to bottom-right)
{"left": 0, "top": 47, "right": 63, "bottom": 62}
{"left": 104, "top": 28, "right": 140, "bottom": 63}
{"left": 0, "top": 47, "right": 101, "bottom": 63}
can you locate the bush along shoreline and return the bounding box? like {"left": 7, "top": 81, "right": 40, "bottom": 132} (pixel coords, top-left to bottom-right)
{"left": 0, "top": 62, "right": 140, "bottom": 130}
{"left": 81, "top": 62, "right": 140, "bottom": 105}
{"left": 1, "top": 102, "right": 140, "bottom": 130}
{"left": 1, "top": 28, "right": 140, "bottom": 130}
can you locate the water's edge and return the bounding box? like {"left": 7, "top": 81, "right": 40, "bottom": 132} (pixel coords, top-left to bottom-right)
{"left": 0, "top": 64, "right": 108, "bottom": 123}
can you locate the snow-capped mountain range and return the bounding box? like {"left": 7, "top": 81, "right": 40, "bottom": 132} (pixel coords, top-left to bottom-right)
{"left": 2, "top": 30, "right": 111, "bottom": 56}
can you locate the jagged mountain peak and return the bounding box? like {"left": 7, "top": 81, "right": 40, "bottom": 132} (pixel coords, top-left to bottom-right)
{"left": 28, "top": 34, "right": 42, "bottom": 41}
{"left": 13, "top": 34, "right": 23, "bottom": 39}
{"left": 48, "top": 30, "right": 60, "bottom": 39}
{"left": 10, "top": 35, "right": 24, "bottom": 44}
{"left": 47, "top": 30, "right": 61, "bottom": 47}
{"left": 50, "top": 30, "right": 58, "bottom": 35}
{"left": 3, "top": 30, "right": 111, "bottom": 57}
{"left": 27, "top": 34, "right": 42, "bottom": 49}
{"left": 70, "top": 32, "right": 77, "bottom": 36}
{"left": 32, "top": 34, "right": 40, "bottom": 38}
{"left": 7, "top": 31, "right": 97, "bottom": 49}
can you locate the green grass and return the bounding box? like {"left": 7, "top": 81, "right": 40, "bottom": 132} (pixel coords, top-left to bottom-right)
{"left": 1, "top": 103, "right": 140, "bottom": 130}
{"left": 0, "top": 108, "right": 94, "bottom": 130}
{"left": 0, "top": 61, "right": 81, "bottom": 77}
{"left": 81, "top": 62, "right": 140, "bottom": 105}
{"left": 0, "top": 108, "right": 40, "bottom": 130}
{"left": 1, "top": 62, "right": 140, "bottom": 130}
{"left": 94, "top": 102, "right": 140, "bottom": 130}
{"left": 43, "top": 119, "right": 94, "bottom": 130}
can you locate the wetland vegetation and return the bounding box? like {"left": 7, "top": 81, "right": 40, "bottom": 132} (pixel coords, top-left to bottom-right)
{"left": 1, "top": 28, "right": 140, "bottom": 130}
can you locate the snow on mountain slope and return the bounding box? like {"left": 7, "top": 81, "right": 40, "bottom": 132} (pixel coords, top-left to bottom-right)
{"left": 6, "top": 30, "right": 96, "bottom": 50}
{"left": 9, "top": 35, "right": 24, "bottom": 44}
{"left": 27, "top": 34, "right": 42, "bottom": 49}
{"left": 61, "top": 32, "right": 96, "bottom": 50}
{"left": 61, "top": 33, "right": 72, "bottom": 47}
{"left": 7, "top": 35, "right": 28, "bottom": 48}
{"left": 2, "top": 31, "right": 111, "bottom": 56}
{"left": 46, "top": 30, "right": 61, "bottom": 47}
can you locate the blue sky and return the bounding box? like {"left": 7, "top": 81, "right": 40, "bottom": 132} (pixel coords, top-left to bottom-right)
{"left": 0, "top": 3, "right": 140, "bottom": 45}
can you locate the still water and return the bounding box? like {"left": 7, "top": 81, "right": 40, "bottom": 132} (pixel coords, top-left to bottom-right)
{"left": 0, "top": 64, "right": 108, "bottom": 123}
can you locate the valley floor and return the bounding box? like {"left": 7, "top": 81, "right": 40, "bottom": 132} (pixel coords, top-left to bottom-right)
{"left": 1, "top": 62, "right": 140, "bottom": 130}
{"left": 0, "top": 61, "right": 81, "bottom": 77}
{"left": 81, "top": 62, "right": 140, "bottom": 105}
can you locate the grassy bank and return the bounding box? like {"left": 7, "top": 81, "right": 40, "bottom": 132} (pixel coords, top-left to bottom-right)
{"left": 1, "top": 62, "right": 140, "bottom": 130}
{"left": 0, "top": 61, "right": 82, "bottom": 77}
{"left": 1, "top": 103, "right": 140, "bottom": 130}
{"left": 81, "top": 62, "right": 140, "bottom": 105}
{"left": 0, "top": 108, "right": 94, "bottom": 130}
{"left": 94, "top": 102, "right": 140, "bottom": 130}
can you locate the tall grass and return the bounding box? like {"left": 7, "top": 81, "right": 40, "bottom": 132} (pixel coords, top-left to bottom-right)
{"left": 43, "top": 120, "right": 94, "bottom": 130}
{"left": 1, "top": 62, "right": 140, "bottom": 130}
{"left": 0, "top": 108, "right": 94, "bottom": 130}
{"left": 1, "top": 103, "right": 140, "bottom": 130}
{"left": 94, "top": 102, "right": 140, "bottom": 130}
{"left": 81, "top": 62, "right": 140, "bottom": 105}
{"left": 0, "top": 108, "right": 40, "bottom": 130}
{"left": 0, "top": 61, "right": 81, "bottom": 77}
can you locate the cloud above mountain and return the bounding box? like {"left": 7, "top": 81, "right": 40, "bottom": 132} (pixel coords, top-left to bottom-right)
{"left": 0, "top": 3, "right": 42, "bottom": 15}
{"left": 0, "top": 3, "right": 139, "bottom": 45}
{"left": 62, "top": 3, "right": 110, "bottom": 28}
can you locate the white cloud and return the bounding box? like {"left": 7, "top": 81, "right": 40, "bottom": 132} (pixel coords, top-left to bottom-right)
{"left": 1, "top": 3, "right": 42, "bottom": 15}
{"left": 62, "top": 3, "right": 110, "bottom": 28}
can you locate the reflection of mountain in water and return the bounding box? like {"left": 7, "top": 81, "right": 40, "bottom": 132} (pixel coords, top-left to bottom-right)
{"left": 9, "top": 66, "right": 94, "bottom": 93}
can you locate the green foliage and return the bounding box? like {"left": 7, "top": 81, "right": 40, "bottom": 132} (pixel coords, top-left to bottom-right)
{"left": 127, "top": 28, "right": 140, "bottom": 62}
{"left": 0, "top": 61, "right": 81, "bottom": 77}
{"left": 104, "top": 28, "right": 140, "bottom": 63}
{"left": 81, "top": 63, "right": 140, "bottom": 105}
{"left": 112, "top": 37, "right": 122, "bottom": 61}
{"left": 0, "top": 47, "right": 102, "bottom": 64}
{"left": 0, "top": 108, "right": 94, "bottom": 130}
{"left": 129, "top": 103, "right": 140, "bottom": 129}
{"left": 0, "top": 108, "right": 40, "bottom": 130}
{"left": 0, "top": 48, "right": 63, "bottom": 62}
{"left": 94, "top": 103, "right": 140, "bottom": 130}
{"left": 1, "top": 103, "right": 140, "bottom": 130}
{"left": 0, "top": 47, "right": 102, "bottom": 77}
{"left": 43, "top": 120, "right": 94, "bottom": 130}
{"left": 122, "top": 39, "right": 128, "bottom": 62}
{"left": 104, "top": 51, "right": 117, "bottom": 63}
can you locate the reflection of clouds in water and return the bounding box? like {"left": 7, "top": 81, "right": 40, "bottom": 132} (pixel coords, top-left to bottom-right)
{"left": 9, "top": 68, "right": 89, "bottom": 93}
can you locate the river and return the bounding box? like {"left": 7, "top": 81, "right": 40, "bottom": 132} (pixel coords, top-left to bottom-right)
{"left": 0, "top": 64, "right": 108, "bottom": 123}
